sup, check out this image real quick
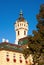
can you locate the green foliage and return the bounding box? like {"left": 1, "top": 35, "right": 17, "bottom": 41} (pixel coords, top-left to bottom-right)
{"left": 23, "top": 4, "right": 44, "bottom": 65}
{"left": 18, "top": 39, "right": 28, "bottom": 45}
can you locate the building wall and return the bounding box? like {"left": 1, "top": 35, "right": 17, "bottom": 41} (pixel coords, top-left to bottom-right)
{"left": 26, "top": 54, "right": 33, "bottom": 65}
{"left": 0, "top": 50, "right": 27, "bottom": 65}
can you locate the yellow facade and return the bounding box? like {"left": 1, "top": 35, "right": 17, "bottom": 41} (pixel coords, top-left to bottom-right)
{"left": 0, "top": 49, "right": 33, "bottom": 65}
{"left": 0, "top": 50, "right": 27, "bottom": 65}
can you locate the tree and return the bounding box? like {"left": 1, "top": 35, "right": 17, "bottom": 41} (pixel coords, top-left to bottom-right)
{"left": 23, "top": 4, "right": 44, "bottom": 65}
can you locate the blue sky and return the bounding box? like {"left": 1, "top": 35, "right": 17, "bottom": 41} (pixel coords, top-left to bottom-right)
{"left": 0, "top": 0, "right": 44, "bottom": 43}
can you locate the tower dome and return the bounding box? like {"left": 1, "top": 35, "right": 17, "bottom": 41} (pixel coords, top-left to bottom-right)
{"left": 17, "top": 10, "right": 26, "bottom": 22}
{"left": 14, "top": 10, "right": 28, "bottom": 44}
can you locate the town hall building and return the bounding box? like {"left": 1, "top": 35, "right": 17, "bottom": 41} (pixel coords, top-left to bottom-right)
{"left": 0, "top": 11, "right": 33, "bottom": 65}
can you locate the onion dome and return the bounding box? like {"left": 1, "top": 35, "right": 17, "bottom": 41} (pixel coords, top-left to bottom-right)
{"left": 17, "top": 10, "right": 26, "bottom": 22}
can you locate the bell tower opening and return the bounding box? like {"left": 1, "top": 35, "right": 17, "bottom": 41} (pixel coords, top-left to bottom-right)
{"left": 24, "top": 31, "right": 26, "bottom": 35}
{"left": 18, "top": 31, "right": 20, "bottom": 35}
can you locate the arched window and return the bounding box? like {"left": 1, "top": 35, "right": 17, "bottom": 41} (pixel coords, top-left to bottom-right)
{"left": 6, "top": 52, "right": 9, "bottom": 57}
{"left": 25, "top": 60, "right": 28, "bottom": 64}
{"left": 24, "top": 31, "right": 26, "bottom": 35}
{"left": 24, "top": 24, "right": 25, "bottom": 26}
{"left": 19, "top": 55, "right": 22, "bottom": 63}
{"left": 18, "top": 24, "right": 19, "bottom": 26}
{"left": 13, "top": 54, "right": 15, "bottom": 58}
{"left": 13, "top": 54, "right": 16, "bottom": 62}
{"left": 18, "top": 31, "right": 19, "bottom": 35}
{"left": 6, "top": 52, "right": 10, "bottom": 62}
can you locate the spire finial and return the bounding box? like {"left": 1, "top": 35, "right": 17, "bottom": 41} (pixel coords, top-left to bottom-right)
{"left": 19, "top": 10, "right": 23, "bottom": 17}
